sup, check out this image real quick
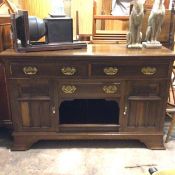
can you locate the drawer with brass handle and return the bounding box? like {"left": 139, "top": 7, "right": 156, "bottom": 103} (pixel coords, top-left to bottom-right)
{"left": 137, "top": 65, "right": 168, "bottom": 78}
{"left": 138, "top": 65, "right": 168, "bottom": 78}
{"left": 59, "top": 82, "right": 120, "bottom": 97}
{"left": 91, "top": 63, "right": 168, "bottom": 79}
{"left": 9, "top": 63, "right": 56, "bottom": 77}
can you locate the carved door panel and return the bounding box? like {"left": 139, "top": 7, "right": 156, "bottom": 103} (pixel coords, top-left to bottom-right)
{"left": 126, "top": 98, "right": 162, "bottom": 131}
{"left": 9, "top": 79, "right": 56, "bottom": 131}
{"left": 123, "top": 80, "right": 167, "bottom": 132}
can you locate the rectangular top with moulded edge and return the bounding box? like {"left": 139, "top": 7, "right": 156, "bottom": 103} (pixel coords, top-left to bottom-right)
{"left": 0, "top": 44, "right": 175, "bottom": 60}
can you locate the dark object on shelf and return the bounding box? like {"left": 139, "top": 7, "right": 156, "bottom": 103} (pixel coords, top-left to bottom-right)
{"left": 11, "top": 10, "right": 86, "bottom": 52}
{"left": 148, "top": 167, "right": 158, "bottom": 175}
{"left": 28, "top": 16, "right": 46, "bottom": 41}
{"left": 44, "top": 17, "right": 73, "bottom": 43}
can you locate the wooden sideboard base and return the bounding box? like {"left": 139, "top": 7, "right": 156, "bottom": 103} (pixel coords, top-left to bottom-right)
{"left": 12, "top": 132, "right": 165, "bottom": 151}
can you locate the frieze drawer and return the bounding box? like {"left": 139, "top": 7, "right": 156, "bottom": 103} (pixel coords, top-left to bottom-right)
{"left": 9, "top": 63, "right": 56, "bottom": 77}
{"left": 91, "top": 63, "right": 169, "bottom": 78}
{"left": 59, "top": 82, "right": 121, "bottom": 97}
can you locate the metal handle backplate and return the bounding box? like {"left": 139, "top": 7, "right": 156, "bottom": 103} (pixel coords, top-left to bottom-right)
{"left": 61, "top": 67, "right": 76, "bottom": 76}
{"left": 103, "top": 85, "right": 117, "bottom": 94}
{"left": 62, "top": 85, "right": 77, "bottom": 94}
{"left": 141, "top": 67, "right": 157, "bottom": 75}
{"left": 23, "top": 66, "right": 38, "bottom": 75}
{"left": 104, "top": 67, "right": 118, "bottom": 76}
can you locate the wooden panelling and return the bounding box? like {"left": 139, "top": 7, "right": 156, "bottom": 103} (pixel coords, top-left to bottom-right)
{"left": 104, "top": 20, "right": 129, "bottom": 32}
{"left": 0, "top": 3, "right": 12, "bottom": 126}
{"left": 16, "top": 80, "right": 50, "bottom": 98}
{"left": 19, "top": 0, "right": 52, "bottom": 18}
{"left": 2, "top": 24, "right": 12, "bottom": 49}
{"left": 18, "top": 0, "right": 71, "bottom": 19}
{"left": 127, "top": 99, "right": 161, "bottom": 128}
{"left": 0, "top": 17, "right": 12, "bottom": 51}
{"left": 16, "top": 79, "right": 53, "bottom": 130}
{"left": 0, "top": 16, "right": 10, "bottom": 24}
{"left": 0, "top": 64, "right": 11, "bottom": 127}
{"left": 71, "top": 0, "right": 94, "bottom": 38}
{"left": 28, "top": 101, "right": 51, "bottom": 128}
{"left": 102, "top": 0, "right": 112, "bottom": 15}
{"left": 20, "top": 102, "right": 30, "bottom": 127}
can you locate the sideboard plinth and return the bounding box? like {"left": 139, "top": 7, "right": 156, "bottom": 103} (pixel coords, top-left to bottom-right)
{"left": 12, "top": 131, "right": 165, "bottom": 151}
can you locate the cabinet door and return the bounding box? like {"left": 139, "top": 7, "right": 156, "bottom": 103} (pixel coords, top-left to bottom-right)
{"left": 9, "top": 79, "right": 56, "bottom": 131}
{"left": 124, "top": 80, "right": 167, "bottom": 132}
{"left": 126, "top": 97, "right": 162, "bottom": 131}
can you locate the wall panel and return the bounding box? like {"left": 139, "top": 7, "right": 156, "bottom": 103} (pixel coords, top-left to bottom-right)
{"left": 18, "top": 0, "right": 52, "bottom": 18}
{"left": 71, "top": 0, "right": 94, "bottom": 38}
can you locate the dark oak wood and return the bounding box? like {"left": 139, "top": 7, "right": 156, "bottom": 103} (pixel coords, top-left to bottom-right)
{"left": 0, "top": 15, "right": 12, "bottom": 52}
{"left": 0, "top": 44, "right": 174, "bottom": 150}
{"left": 0, "top": 63, "right": 11, "bottom": 127}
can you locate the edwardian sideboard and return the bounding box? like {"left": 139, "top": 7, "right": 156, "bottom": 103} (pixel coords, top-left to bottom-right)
{"left": 0, "top": 44, "right": 174, "bottom": 150}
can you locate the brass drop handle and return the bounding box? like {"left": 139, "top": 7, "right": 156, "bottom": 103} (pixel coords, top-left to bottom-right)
{"left": 52, "top": 106, "right": 56, "bottom": 114}
{"left": 123, "top": 106, "right": 127, "bottom": 115}
{"left": 62, "top": 85, "right": 77, "bottom": 94}
{"left": 61, "top": 66, "right": 76, "bottom": 76}
{"left": 104, "top": 67, "right": 118, "bottom": 76}
{"left": 141, "top": 67, "right": 157, "bottom": 75}
{"left": 103, "top": 85, "right": 117, "bottom": 94}
{"left": 23, "top": 66, "right": 38, "bottom": 75}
